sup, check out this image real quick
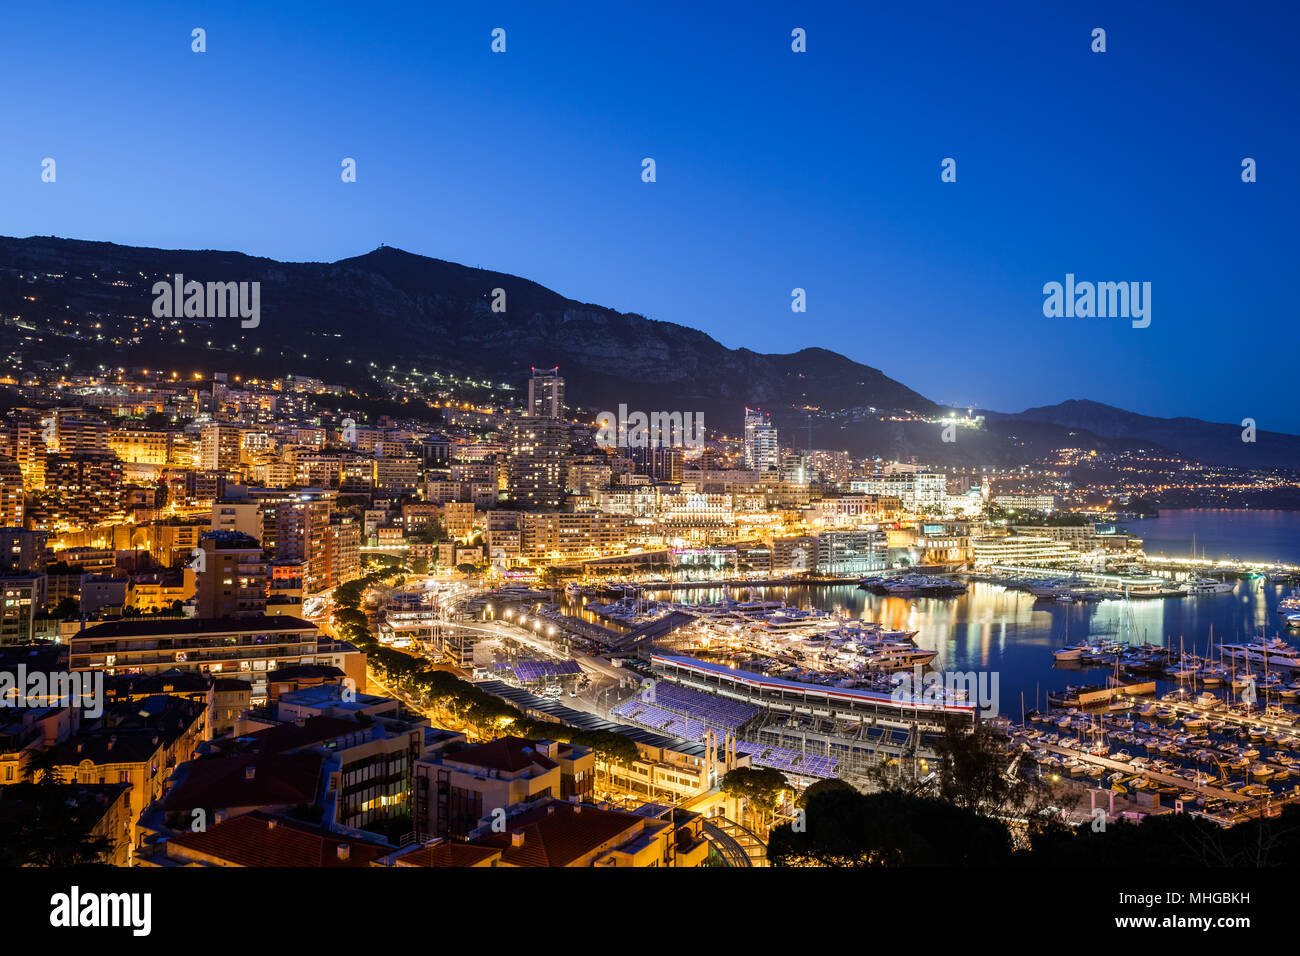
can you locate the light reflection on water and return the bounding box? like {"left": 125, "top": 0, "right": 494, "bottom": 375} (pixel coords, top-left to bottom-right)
{"left": 625, "top": 579, "right": 1295, "bottom": 717}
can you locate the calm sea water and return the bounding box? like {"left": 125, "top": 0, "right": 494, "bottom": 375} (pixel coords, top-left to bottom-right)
{"left": 1120, "top": 509, "right": 1300, "bottom": 566}
{"left": 641, "top": 510, "right": 1300, "bottom": 718}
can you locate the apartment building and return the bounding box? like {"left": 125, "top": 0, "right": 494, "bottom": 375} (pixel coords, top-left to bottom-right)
{"left": 211, "top": 500, "right": 265, "bottom": 542}
{"left": 323, "top": 518, "right": 362, "bottom": 590}
{"left": 44, "top": 696, "right": 209, "bottom": 856}
{"left": 108, "top": 428, "right": 173, "bottom": 465}
{"left": 442, "top": 501, "right": 477, "bottom": 539}
{"left": 372, "top": 456, "right": 420, "bottom": 495}
{"left": 462, "top": 798, "right": 710, "bottom": 868}
{"left": 198, "top": 423, "right": 245, "bottom": 472}
{"left": 849, "top": 472, "right": 947, "bottom": 513}
{"left": 0, "top": 459, "right": 25, "bottom": 527}
{"left": 518, "top": 512, "right": 635, "bottom": 560}
{"left": 413, "top": 735, "right": 593, "bottom": 840}
{"left": 195, "top": 531, "right": 268, "bottom": 618}
{"left": 70, "top": 615, "right": 321, "bottom": 704}
{"left": 504, "top": 417, "right": 570, "bottom": 509}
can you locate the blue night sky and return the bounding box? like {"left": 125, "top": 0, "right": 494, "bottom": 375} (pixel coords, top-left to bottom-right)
{"left": 3, "top": 1, "right": 1297, "bottom": 428}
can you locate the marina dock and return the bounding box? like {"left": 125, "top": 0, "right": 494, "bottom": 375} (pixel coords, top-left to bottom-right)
{"left": 1032, "top": 738, "right": 1251, "bottom": 805}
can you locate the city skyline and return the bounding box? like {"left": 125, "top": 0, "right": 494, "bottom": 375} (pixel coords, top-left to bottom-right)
{"left": 5, "top": 0, "right": 1300, "bottom": 902}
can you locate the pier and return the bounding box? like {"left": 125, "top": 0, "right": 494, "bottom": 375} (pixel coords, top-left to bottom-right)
{"left": 1031, "top": 738, "right": 1251, "bottom": 804}
{"left": 1118, "top": 693, "right": 1300, "bottom": 737}
{"left": 1142, "top": 555, "right": 1299, "bottom": 578}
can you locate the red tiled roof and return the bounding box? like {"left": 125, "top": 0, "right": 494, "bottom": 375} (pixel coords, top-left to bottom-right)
{"left": 163, "top": 753, "right": 323, "bottom": 812}
{"left": 166, "top": 812, "right": 389, "bottom": 867}
{"left": 447, "top": 736, "right": 557, "bottom": 774}
{"left": 241, "top": 716, "right": 364, "bottom": 753}
{"left": 473, "top": 800, "right": 646, "bottom": 867}
{"left": 389, "top": 842, "right": 500, "bottom": 867}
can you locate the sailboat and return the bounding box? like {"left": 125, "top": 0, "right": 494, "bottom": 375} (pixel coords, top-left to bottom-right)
{"left": 1201, "top": 627, "right": 1228, "bottom": 685}
{"left": 1052, "top": 613, "right": 1091, "bottom": 662}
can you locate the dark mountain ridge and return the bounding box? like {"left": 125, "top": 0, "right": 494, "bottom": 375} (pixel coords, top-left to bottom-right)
{"left": 985, "top": 399, "right": 1300, "bottom": 471}
{"left": 0, "top": 237, "right": 936, "bottom": 431}
{"left": 0, "top": 235, "right": 1296, "bottom": 469}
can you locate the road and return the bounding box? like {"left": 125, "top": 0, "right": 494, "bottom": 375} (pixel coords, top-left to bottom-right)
{"left": 329, "top": 579, "right": 645, "bottom": 722}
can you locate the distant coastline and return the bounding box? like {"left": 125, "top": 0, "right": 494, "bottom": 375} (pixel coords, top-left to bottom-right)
{"left": 1119, "top": 508, "right": 1300, "bottom": 566}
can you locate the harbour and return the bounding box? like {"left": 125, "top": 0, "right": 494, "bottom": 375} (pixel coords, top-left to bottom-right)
{"left": 540, "top": 510, "right": 1300, "bottom": 820}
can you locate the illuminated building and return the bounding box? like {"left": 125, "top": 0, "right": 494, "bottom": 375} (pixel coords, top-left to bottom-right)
{"left": 323, "top": 518, "right": 361, "bottom": 589}
{"left": 527, "top": 367, "right": 565, "bottom": 418}
{"left": 198, "top": 423, "right": 244, "bottom": 472}
{"left": 196, "top": 531, "right": 268, "bottom": 618}
{"left": 994, "top": 494, "right": 1057, "bottom": 513}
{"left": 372, "top": 455, "right": 420, "bottom": 494}
{"left": 37, "top": 453, "right": 125, "bottom": 528}
{"left": 70, "top": 615, "right": 323, "bottom": 705}
{"left": 504, "top": 417, "right": 570, "bottom": 509}
{"left": 54, "top": 411, "right": 110, "bottom": 455}
{"left": 211, "top": 500, "right": 265, "bottom": 541}
{"left": 108, "top": 428, "right": 173, "bottom": 465}
{"left": 969, "top": 534, "right": 1076, "bottom": 567}
{"left": 849, "top": 472, "right": 947, "bottom": 513}
{"left": 517, "top": 511, "right": 635, "bottom": 559}
{"left": 743, "top": 407, "right": 779, "bottom": 472}
{"left": 413, "top": 735, "right": 593, "bottom": 840}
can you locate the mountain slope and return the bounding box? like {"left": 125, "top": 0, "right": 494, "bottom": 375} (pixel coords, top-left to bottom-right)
{"left": 0, "top": 235, "right": 1297, "bottom": 469}
{"left": 0, "top": 237, "right": 938, "bottom": 430}
{"left": 990, "top": 399, "right": 1300, "bottom": 470}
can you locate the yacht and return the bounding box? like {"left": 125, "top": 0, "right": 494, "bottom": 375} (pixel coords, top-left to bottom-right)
{"left": 1183, "top": 577, "right": 1234, "bottom": 595}
{"left": 1052, "top": 641, "right": 1090, "bottom": 663}
{"left": 1278, "top": 589, "right": 1300, "bottom": 614}
{"left": 1222, "top": 637, "right": 1300, "bottom": 672}
{"left": 858, "top": 574, "right": 968, "bottom": 597}
{"left": 853, "top": 642, "right": 939, "bottom": 670}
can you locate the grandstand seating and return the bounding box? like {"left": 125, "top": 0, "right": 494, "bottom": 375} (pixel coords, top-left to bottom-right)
{"left": 645, "top": 681, "right": 760, "bottom": 731}
{"left": 736, "top": 742, "right": 839, "bottom": 779}
{"left": 610, "top": 699, "right": 704, "bottom": 738}
{"left": 512, "top": 659, "right": 583, "bottom": 683}
{"left": 611, "top": 680, "right": 838, "bottom": 779}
